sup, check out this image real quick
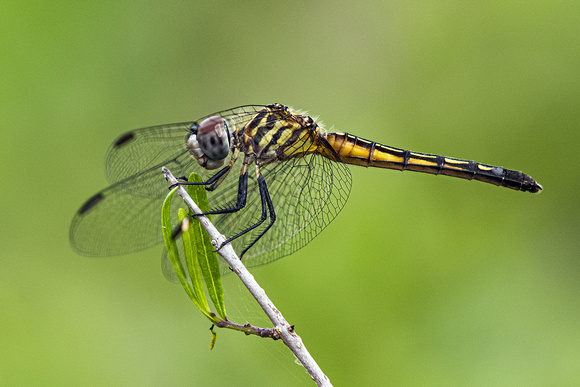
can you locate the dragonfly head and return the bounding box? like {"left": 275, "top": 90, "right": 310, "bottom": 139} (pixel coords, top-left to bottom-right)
{"left": 187, "top": 116, "right": 231, "bottom": 170}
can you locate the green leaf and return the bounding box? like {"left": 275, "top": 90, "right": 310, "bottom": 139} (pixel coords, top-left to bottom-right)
{"left": 161, "top": 186, "right": 212, "bottom": 319}
{"left": 186, "top": 173, "right": 227, "bottom": 320}
{"left": 161, "top": 188, "right": 190, "bottom": 291}
{"left": 178, "top": 208, "right": 210, "bottom": 315}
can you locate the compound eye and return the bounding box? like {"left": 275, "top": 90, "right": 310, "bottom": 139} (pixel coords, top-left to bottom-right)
{"left": 197, "top": 116, "right": 230, "bottom": 161}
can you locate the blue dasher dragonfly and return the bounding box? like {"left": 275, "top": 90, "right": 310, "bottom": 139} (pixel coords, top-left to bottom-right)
{"left": 70, "top": 104, "right": 542, "bottom": 275}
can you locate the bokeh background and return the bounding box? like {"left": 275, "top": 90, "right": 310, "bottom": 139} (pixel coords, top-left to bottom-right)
{"left": 2, "top": 1, "right": 579, "bottom": 386}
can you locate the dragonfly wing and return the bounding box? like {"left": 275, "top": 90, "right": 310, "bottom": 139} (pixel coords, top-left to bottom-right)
{"left": 70, "top": 157, "right": 192, "bottom": 256}
{"left": 206, "top": 153, "right": 352, "bottom": 271}
{"left": 161, "top": 248, "right": 180, "bottom": 283}
{"left": 105, "top": 122, "right": 195, "bottom": 185}
{"left": 72, "top": 106, "right": 267, "bottom": 257}
{"left": 250, "top": 153, "right": 352, "bottom": 265}
{"left": 105, "top": 106, "right": 267, "bottom": 187}
{"left": 161, "top": 241, "right": 195, "bottom": 283}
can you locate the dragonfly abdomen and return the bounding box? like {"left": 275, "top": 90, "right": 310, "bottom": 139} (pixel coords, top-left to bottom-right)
{"left": 323, "top": 132, "right": 542, "bottom": 193}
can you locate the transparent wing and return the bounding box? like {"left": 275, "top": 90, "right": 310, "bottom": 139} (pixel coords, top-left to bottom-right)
{"left": 72, "top": 103, "right": 351, "bottom": 272}
{"left": 70, "top": 155, "right": 193, "bottom": 256}
{"left": 71, "top": 105, "right": 265, "bottom": 256}
{"left": 251, "top": 152, "right": 352, "bottom": 264}
{"left": 105, "top": 122, "right": 196, "bottom": 186}
{"left": 204, "top": 152, "right": 352, "bottom": 272}
{"left": 161, "top": 151, "right": 352, "bottom": 277}
{"left": 104, "top": 105, "right": 266, "bottom": 186}
{"left": 161, "top": 236, "right": 192, "bottom": 283}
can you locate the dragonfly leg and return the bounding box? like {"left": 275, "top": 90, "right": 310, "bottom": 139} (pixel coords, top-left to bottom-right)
{"left": 175, "top": 147, "right": 241, "bottom": 191}
{"left": 240, "top": 174, "right": 276, "bottom": 258}
{"left": 218, "top": 173, "right": 276, "bottom": 258}
{"left": 193, "top": 171, "right": 249, "bottom": 218}
{"left": 172, "top": 164, "right": 232, "bottom": 191}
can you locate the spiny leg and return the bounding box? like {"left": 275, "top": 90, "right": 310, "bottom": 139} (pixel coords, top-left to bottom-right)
{"left": 174, "top": 154, "right": 250, "bottom": 217}
{"left": 175, "top": 148, "right": 241, "bottom": 191}
{"left": 173, "top": 163, "right": 231, "bottom": 191}
{"left": 219, "top": 170, "right": 276, "bottom": 258}
{"left": 177, "top": 167, "right": 249, "bottom": 220}
{"left": 174, "top": 155, "right": 276, "bottom": 258}
{"left": 240, "top": 173, "right": 276, "bottom": 258}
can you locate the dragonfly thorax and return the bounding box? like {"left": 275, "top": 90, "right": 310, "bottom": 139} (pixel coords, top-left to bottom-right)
{"left": 187, "top": 116, "right": 231, "bottom": 170}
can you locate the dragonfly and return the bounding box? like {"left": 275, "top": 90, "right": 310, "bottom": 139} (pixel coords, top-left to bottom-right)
{"left": 70, "top": 103, "right": 542, "bottom": 276}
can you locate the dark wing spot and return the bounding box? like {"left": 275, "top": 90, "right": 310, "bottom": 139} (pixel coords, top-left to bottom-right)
{"left": 79, "top": 193, "right": 104, "bottom": 215}
{"left": 113, "top": 132, "right": 135, "bottom": 148}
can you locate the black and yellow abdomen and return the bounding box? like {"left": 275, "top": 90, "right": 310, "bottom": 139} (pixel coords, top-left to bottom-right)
{"left": 322, "top": 132, "right": 542, "bottom": 193}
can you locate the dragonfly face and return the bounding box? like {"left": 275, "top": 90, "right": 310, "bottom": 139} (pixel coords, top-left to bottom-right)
{"left": 70, "top": 103, "right": 541, "bottom": 275}
{"left": 187, "top": 116, "right": 231, "bottom": 170}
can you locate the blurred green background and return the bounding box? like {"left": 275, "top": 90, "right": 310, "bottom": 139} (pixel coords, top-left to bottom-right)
{"left": 2, "top": 1, "right": 578, "bottom": 386}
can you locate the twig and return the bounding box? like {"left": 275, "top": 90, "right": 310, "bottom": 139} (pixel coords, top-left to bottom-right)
{"left": 162, "top": 167, "right": 332, "bottom": 387}
{"left": 213, "top": 317, "right": 282, "bottom": 339}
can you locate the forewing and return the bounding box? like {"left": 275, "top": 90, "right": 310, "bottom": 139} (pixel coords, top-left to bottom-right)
{"left": 73, "top": 104, "right": 352, "bottom": 269}
{"left": 105, "top": 105, "right": 266, "bottom": 188}
{"left": 105, "top": 122, "right": 195, "bottom": 186}
{"left": 71, "top": 105, "right": 268, "bottom": 257}
{"left": 70, "top": 156, "right": 192, "bottom": 256}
